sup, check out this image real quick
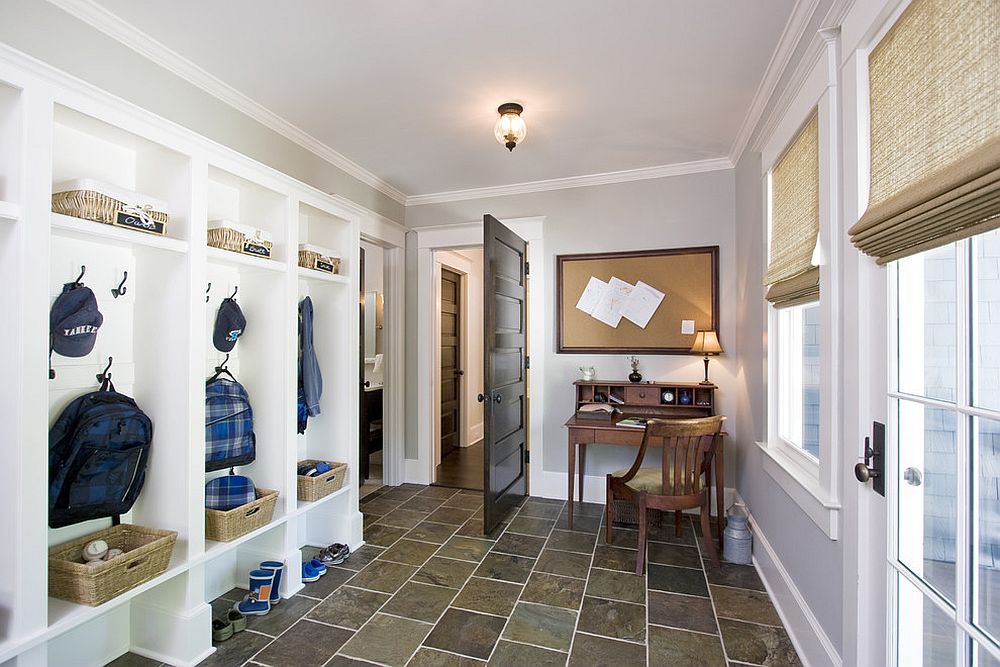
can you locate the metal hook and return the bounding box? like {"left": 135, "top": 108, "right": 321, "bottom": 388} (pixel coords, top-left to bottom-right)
{"left": 74, "top": 265, "right": 86, "bottom": 287}
{"left": 206, "top": 282, "right": 212, "bottom": 303}
{"left": 215, "top": 353, "right": 230, "bottom": 373}
{"left": 96, "top": 356, "right": 113, "bottom": 383}
{"left": 111, "top": 271, "right": 128, "bottom": 299}
{"left": 229, "top": 286, "right": 238, "bottom": 300}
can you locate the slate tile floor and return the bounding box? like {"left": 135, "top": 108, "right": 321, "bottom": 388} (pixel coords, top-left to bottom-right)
{"left": 107, "top": 484, "right": 801, "bottom": 667}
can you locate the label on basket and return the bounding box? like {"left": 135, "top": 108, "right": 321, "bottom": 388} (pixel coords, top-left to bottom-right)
{"left": 115, "top": 211, "right": 165, "bottom": 235}
{"left": 243, "top": 240, "right": 271, "bottom": 258}
{"left": 314, "top": 257, "right": 335, "bottom": 273}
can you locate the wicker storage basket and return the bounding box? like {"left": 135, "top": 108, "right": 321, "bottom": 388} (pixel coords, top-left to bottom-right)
{"left": 48, "top": 523, "right": 177, "bottom": 606}
{"left": 205, "top": 488, "right": 278, "bottom": 542}
{"left": 52, "top": 179, "right": 169, "bottom": 236}
{"left": 298, "top": 244, "right": 341, "bottom": 274}
{"left": 207, "top": 220, "right": 273, "bottom": 259}
{"left": 297, "top": 461, "right": 348, "bottom": 502}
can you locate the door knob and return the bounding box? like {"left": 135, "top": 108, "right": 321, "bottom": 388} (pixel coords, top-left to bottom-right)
{"left": 903, "top": 467, "right": 923, "bottom": 486}
{"left": 364, "top": 380, "right": 370, "bottom": 388}
{"left": 456, "top": 370, "right": 464, "bottom": 376}
{"left": 493, "top": 394, "right": 503, "bottom": 404}
{"left": 854, "top": 462, "right": 878, "bottom": 483}
{"left": 477, "top": 393, "right": 486, "bottom": 403}
{"left": 854, "top": 424, "right": 886, "bottom": 497}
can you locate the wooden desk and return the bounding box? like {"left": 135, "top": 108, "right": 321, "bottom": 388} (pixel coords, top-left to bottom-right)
{"left": 564, "top": 415, "right": 725, "bottom": 548}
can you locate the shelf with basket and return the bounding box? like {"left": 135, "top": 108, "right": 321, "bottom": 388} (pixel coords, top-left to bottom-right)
{"left": 297, "top": 265, "right": 349, "bottom": 284}
{"left": 207, "top": 165, "right": 287, "bottom": 264}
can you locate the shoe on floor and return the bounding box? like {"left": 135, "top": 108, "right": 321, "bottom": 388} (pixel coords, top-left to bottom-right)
{"left": 302, "top": 561, "right": 322, "bottom": 583}
{"left": 259, "top": 560, "right": 284, "bottom": 605}
{"left": 227, "top": 609, "right": 246, "bottom": 633}
{"left": 234, "top": 569, "right": 274, "bottom": 616}
{"left": 318, "top": 543, "right": 350, "bottom": 565}
{"left": 309, "top": 558, "right": 327, "bottom": 576}
{"left": 212, "top": 618, "right": 233, "bottom": 642}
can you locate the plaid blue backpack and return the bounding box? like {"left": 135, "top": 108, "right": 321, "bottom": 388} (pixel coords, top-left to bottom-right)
{"left": 205, "top": 376, "right": 255, "bottom": 472}
{"left": 48, "top": 378, "right": 153, "bottom": 528}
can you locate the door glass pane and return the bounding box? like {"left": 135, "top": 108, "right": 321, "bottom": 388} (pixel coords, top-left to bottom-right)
{"left": 897, "top": 572, "right": 957, "bottom": 667}
{"left": 978, "top": 642, "right": 1000, "bottom": 667}
{"left": 976, "top": 417, "right": 1000, "bottom": 643}
{"left": 897, "top": 399, "right": 957, "bottom": 604}
{"left": 975, "top": 230, "right": 1000, "bottom": 411}
{"left": 898, "top": 243, "right": 956, "bottom": 402}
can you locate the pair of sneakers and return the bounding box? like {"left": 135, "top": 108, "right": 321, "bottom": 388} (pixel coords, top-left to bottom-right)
{"left": 212, "top": 609, "right": 246, "bottom": 642}
{"left": 302, "top": 558, "right": 327, "bottom": 582}
{"left": 318, "top": 543, "right": 350, "bottom": 566}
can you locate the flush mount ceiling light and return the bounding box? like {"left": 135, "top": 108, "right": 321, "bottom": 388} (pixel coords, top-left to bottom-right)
{"left": 494, "top": 102, "right": 526, "bottom": 152}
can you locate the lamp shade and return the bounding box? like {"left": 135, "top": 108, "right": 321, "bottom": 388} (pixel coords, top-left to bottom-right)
{"left": 690, "top": 330, "right": 723, "bottom": 355}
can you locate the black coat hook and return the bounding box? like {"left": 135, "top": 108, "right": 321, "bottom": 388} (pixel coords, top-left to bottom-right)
{"left": 74, "top": 265, "right": 86, "bottom": 287}
{"left": 229, "top": 286, "right": 238, "bottom": 300}
{"left": 111, "top": 271, "right": 128, "bottom": 299}
{"left": 206, "top": 282, "right": 212, "bottom": 303}
{"left": 215, "top": 353, "right": 230, "bottom": 372}
{"left": 96, "top": 356, "right": 113, "bottom": 383}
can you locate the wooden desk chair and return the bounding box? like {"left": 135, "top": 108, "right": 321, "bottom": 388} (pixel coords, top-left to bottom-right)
{"left": 605, "top": 415, "right": 726, "bottom": 575}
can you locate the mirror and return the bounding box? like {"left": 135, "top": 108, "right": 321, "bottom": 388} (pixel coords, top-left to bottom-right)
{"left": 363, "top": 290, "right": 384, "bottom": 361}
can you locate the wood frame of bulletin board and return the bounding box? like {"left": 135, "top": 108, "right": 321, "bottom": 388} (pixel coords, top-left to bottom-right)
{"left": 556, "top": 246, "right": 719, "bottom": 354}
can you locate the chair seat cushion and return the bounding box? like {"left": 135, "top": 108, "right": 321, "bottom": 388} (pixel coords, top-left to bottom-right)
{"left": 611, "top": 467, "right": 706, "bottom": 495}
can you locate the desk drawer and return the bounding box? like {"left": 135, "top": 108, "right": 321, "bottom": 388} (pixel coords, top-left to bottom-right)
{"left": 624, "top": 386, "right": 659, "bottom": 405}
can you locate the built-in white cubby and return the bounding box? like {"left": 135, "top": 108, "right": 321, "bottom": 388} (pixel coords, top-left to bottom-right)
{"left": 0, "top": 46, "right": 361, "bottom": 667}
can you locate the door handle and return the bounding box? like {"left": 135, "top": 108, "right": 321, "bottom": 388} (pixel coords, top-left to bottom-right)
{"left": 455, "top": 370, "right": 464, "bottom": 376}
{"left": 903, "top": 467, "right": 923, "bottom": 486}
{"left": 854, "top": 422, "right": 886, "bottom": 497}
{"left": 477, "top": 393, "right": 486, "bottom": 403}
{"left": 477, "top": 392, "right": 502, "bottom": 404}
{"left": 493, "top": 393, "right": 503, "bottom": 404}
{"left": 363, "top": 380, "right": 371, "bottom": 388}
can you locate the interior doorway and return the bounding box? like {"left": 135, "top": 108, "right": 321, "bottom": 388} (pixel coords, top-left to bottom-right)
{"left": 434, "top": 248, "right": 485, "bottom": 491}
{"left": 360, "top": 240, "right": 387, "bottom": 499}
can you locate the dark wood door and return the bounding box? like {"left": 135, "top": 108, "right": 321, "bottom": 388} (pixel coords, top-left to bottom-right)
{"left": 482, "top": 214, "right": 528, "bottom": 534}
{"left": 440, "top": 267, "right": 462, "bottom": 459}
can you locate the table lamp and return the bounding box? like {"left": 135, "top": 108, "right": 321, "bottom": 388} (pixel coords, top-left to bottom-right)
{"left": 690, "top": 330, "right": 723, "bottom": 385}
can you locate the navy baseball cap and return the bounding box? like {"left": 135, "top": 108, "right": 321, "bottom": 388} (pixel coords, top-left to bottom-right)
{"left": 50, "top": 283, "right": 104, "bottom": 357}
{"left": 213, "top": 298, "right": 246, "bottom": 352}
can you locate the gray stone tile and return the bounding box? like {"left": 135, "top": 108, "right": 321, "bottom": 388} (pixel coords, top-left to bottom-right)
{"left": 492, "top": 532, "right": 547, "bottom": 558}
{"left": 585, "top": 567, "right": 645, "bottom": 604}
{"left": 105, "top": 654, "right": 161, "bottom": 667}
{"left": 301, "top": 565, "right": 355, "bottom": 598}
{"left": 348, "top": 560, "right": 419, "bottom": 594}
{"left": 339, "top": 613, "right": 431, "bottom": 667}
{"left": 535, "top": 549, "right": 592, "bottom": 579}
{"left": 400, "top": 495, "right": 449, "bottom": 513}
{"left": 648, "top": 590, "right": 718, "bottom": 634}
{"left": 521, "top": 572, "right": 586, "bottom": 609}
{"left": 719, "top": 619, "right": 802, "bottom": 666}
{"left": 577, "top": 596, "right": 646, "bottom": 643}
{"left": 424, "top": 608, "right": 506, "bottom": 660}
{"left": 413, "top": 556, "right": 477, "bottom": 589}
{"left": 647, "top": 563, "right": 709, "bottom": 597}
{"left": 427, "top": 506, "right": 476, "bottom": 525}
{"left": 406, "top": 521, "right": 460, "bottom": 545}
{"left": 443, "top": 493, "right": 484, "bottom": 510}
{"left": 705, "top": 562, "right": 766, "bottom": 591}
{"left": 546, "top": 529, "right": 597, "bottom": 555}
{"left": 648, "top": 542, "right": 702, "bottom": 569}
{"left": 326, "top": 657, "right": 382, "bottom": 667}
{"left": 436, "top": 536, "right": 494, "bottom": 562}
{"left": 554, "top": 512, "right": 602, "bottom": 534}
{"left": 379, "top": 508, "right": 432, "bottom": 529}
{"left": 488, "top": 640, "right": 567, "bottom": 666}
{"left": 452, "top": 576, "right": 523, "bottom": 617}
{"left": 456, "top": 518, "right": 506, "bottom": 539}
{"left": 382, "top": 581, "right": 457, "bottom": 623}
{"left": 473, "top": 552, "right": 536, "bottom": 584}
{"left": 604, "top": 528, "right": 639, "bottom": 550}
{"left": 329, "top": 544, "right": 385, "bottom": 572}
{"left": 364, "top": 523, "right": 410, "bottom": 548}
{"left": 711, "top": 584, "right": 782, "bottom": 626}
{"left": 503, "top": 602, "right": 577, "bottom": 651}
{"left": 568, "top": 501, "right": 606, "bottom": 518}
{"left": 380, "top": 486, "right": 423, "bottom": 502}
{"left": 245, "top": 594, "right": 318, "bottom": 636}
{"left": 506, "top": 514, "right": 557, "bottom": 537}
{"left": 591, "top": 544, "right": 637, "bottom": 572}
{"left": 252, "top": 619, "right": 352, "bottom": 667}
{"left": 408, "top": 647, "right": 486, "bottom": 666}
{"left": 378, "top": 538, "right": 440, "bottom": 567}
{"left": 362, "top": 497, "right": 405, "bottom": 514}
{"left": 307, "top": 586, "right": 390, "bottom": 630}
{"left": 568, "top": 632, "right": 647, "bottom": 666}
{"left": 419, "top": 486, "right": 461, "bottom": 499}
{"left": 519, "top": 501, "right": 565, "bottom": 520}
{"left": 648, "top": 625, "right": 726, "bottom": 667}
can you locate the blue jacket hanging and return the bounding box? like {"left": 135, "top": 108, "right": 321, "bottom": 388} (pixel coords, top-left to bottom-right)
{"left": 298, "top": 296, "right": 323, "bottom": 431}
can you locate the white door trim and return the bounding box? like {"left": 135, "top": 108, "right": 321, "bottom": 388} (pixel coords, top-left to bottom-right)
{"left": 412, "top": 217, "right": 545, "bottom": 492}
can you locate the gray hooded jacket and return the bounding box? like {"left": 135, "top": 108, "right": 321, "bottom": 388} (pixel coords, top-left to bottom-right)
{"left": 299, "top": 296, "right": 323, "bottom": 417}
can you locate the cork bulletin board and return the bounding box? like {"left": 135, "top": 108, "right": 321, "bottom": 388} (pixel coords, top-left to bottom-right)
{"left": 556, "top": 246, "right": 719, "bottom": 354}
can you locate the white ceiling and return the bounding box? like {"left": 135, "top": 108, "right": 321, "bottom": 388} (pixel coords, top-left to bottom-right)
{"left": 89, "top": 0, "right": 795, "bottom": 198}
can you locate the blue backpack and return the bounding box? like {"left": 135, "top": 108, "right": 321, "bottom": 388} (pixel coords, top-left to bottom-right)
{"left": 48, "top": 379, "right": 153, "bottom": 528}
{"left": 205, "top": 376, "right": 255, "bottom": 472}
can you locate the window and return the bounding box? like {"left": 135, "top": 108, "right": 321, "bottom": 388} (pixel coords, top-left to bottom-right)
{"left": 777, "top": 303, "right": 820, "bottom": 459}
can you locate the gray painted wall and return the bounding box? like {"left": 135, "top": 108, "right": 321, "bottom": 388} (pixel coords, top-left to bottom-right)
{"left": 733, "top": 150, "right": 844, "bottom": 649}
{"left": 0, "top": 0, "right": 405, "bottom": 222}
{"left": 404, "top": 170, "right": 739, "bottom": 482}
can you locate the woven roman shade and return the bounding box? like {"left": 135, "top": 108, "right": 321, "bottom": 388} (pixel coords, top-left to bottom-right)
{"left": 849, "top": 0, "right": 1000, "bottom": 265}
{"left": 765, "top": 111, "right": 819, "bottom": 307}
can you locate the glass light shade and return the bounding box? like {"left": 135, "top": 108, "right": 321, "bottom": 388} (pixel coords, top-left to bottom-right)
{"left": 494, "top": 111, "right": 526, "bottom": 148}
{"left": 690, "top": 330, "right": 724, "bottom": 355}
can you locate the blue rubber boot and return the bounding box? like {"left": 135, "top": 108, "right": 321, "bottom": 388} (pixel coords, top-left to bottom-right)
{"left": 234, "top": 569, "right": 273, "bottom": 616}
{"left": 259, "top": 561, "right": 284, "bottom": 605}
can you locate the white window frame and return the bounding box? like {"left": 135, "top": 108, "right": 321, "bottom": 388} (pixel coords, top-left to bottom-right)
{"left": 759, "top": 30, "right": 842, "bottom": 539}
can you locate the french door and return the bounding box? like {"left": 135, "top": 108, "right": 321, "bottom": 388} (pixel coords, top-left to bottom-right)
{"left": 887, "top": 231, "right": 1000, "bottom": 665}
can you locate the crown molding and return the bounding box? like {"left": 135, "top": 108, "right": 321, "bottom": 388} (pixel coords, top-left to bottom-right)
{"left": 729, "top": 0, "right": 822, "bottom": 165}
{"left": 405, "top": 157, "right": 733, "bottom": 206}
{"left": 45, "top": 0, "right": 409, "bottom": 205}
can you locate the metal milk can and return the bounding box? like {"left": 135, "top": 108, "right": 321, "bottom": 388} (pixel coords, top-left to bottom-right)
{"left": 722, "top": 503, "right": 753, "bottom": 565}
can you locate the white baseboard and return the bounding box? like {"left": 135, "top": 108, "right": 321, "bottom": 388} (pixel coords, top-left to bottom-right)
{"left": 736, "top": 491, "right": 842, "bottom": 667}
{"left": 405, "top": 457, "right": 430, "bottom": 484}
{"left": 466, "top": 422, "right": 483, "bottom": 445}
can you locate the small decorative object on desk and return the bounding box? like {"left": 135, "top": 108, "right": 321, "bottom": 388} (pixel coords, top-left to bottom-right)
{"left": 576, "top": 404, "right": 616, "bottom": 421}
{"left": 678, "top": 389, "right": 692, "bottom": 405}
{"left": 722, "top": 503, "right": 753, "bottom": 565}
{"left": 628, "top": 356, "right": 642, "bottom": 383}
{"left": 616, "top": 416, "right": 647, "bottom": 429}
{"left": 579, "top": 366, "right": 596, "bottom": 381}
{"left": 593, "top": 391, "right": 608, "bottom": 403}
